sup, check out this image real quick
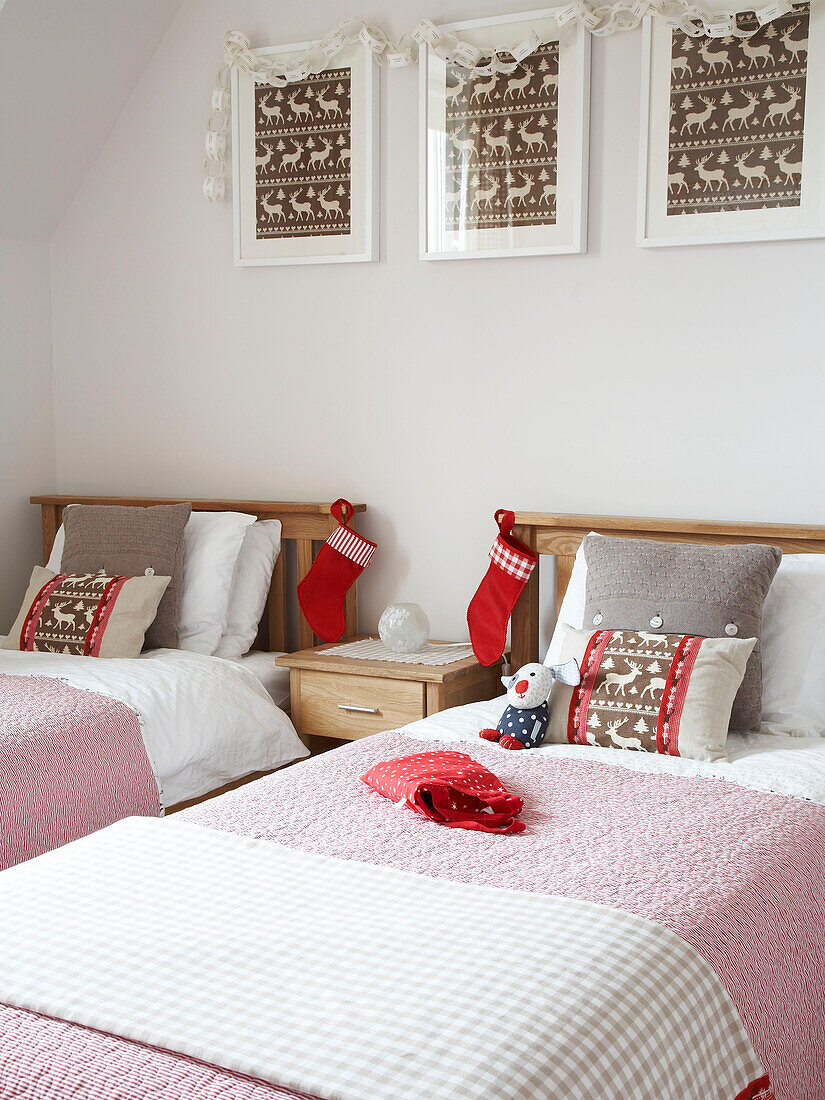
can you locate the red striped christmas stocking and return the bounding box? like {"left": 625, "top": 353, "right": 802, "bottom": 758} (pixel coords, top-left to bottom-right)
{"left": 467, "top": 509, "right": 538, "bottom": 666}
{"left": 297, "top": 499, "right": 377, "bottom": 643}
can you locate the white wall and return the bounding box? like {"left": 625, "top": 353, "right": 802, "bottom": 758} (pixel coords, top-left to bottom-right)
{"left": 0, "top": 239, "right": 55, "bottom": 628}
{"left": 50, "top": 0, "right": 825, "bottom": 645}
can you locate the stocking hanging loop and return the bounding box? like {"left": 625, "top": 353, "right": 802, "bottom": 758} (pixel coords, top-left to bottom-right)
{"left": 495, "top": 509, "right": 515, "bottom": 536}
{"left": 331, "top": 498, "right": 355, "bottom": 527}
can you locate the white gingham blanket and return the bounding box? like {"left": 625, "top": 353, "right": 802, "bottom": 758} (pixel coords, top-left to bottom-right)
{"left": 0, "top": 816, "right": 767, "bottom": 1100}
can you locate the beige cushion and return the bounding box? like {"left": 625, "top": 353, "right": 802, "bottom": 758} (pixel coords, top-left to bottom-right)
{"left": 582, "top": 535, "right": 781, "bottom": 732}
{"left": 60, "top": 503, "right": 191, "bottom": 650}
{"left": 3, "top": 567, "right": 170, "bottom": 659}
{"left": 547, "top": 625, "right": 755, "bottom": 762}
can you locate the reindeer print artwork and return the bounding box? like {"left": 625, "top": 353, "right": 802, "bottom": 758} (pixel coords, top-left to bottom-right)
{"left": 254, "top": 67, "right": 351, "bottom": 239}
{"left": 443, "top": 43, "right": 559, "bottom": 231}
{"left": 567, "top": 630, "right": 704, "bottom": 755}
{"left": 667, "top": 3, "right": 808, "bottom": 215}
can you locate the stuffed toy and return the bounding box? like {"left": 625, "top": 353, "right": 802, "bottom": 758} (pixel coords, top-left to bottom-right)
{"left": 480, "top": 660, "right": 581, "bottom": 750}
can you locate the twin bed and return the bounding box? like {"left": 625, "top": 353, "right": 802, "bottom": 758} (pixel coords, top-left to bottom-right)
{"left": 1, "top": 507, "right": 824, "bottom": 1100}
{"left": 0, "top": 496, "right": 364, "bottom": 866}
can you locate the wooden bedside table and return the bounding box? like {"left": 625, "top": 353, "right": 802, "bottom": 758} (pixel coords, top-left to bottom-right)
{"left": 275, "top": 638, "right": 505, "bottom": 743}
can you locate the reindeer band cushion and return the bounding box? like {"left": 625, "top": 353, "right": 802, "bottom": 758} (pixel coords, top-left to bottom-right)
{"left": 2, "top": 567, "right": 171, "bottom": 659}
{"left": 582, "top": 536, "right": 780, "bottom": 732}
{"left": 60, "top": 503, "right": 191, "bottom": 650}
{"left": 546, "top": 626, "right": 755, "bottom": 762}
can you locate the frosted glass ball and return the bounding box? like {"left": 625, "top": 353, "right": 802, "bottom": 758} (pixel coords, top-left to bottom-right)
{"left": 378, "top": 603, "right": 430, "bottom": 655}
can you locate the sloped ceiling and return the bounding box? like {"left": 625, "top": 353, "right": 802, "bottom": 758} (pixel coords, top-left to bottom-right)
{"left": 0, "top": 0, "right": 183, "bottom": 239}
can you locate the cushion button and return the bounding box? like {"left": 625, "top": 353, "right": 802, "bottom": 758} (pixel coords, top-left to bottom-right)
{"left": 593, "top": 612, "right": 603, "bottom": 626}
{"left": 144, "top": 567, "right": 155, "bottom": 576}
{"left": 650, "top": 614, "right": 663, "bottom": 629}
{"left": 725, "top": 623, "right": 738, "bottom": 636}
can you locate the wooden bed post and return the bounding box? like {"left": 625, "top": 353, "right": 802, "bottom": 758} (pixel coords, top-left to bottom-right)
{"left": 40, "top": 503, "right": 62, "bottom": 565}
{"left": 510, "top": 523, "right": 540, "bottom": 670}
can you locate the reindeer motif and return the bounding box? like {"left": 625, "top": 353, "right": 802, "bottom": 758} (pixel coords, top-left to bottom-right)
{"left": 604, "top": 661, "right": 642, "bottom": 696}
{"left": 450, "top": 128, "right": 478, "bottom": 158}
{"left": 288, "top": 190, "right": 313, "bottom": 221}
{"left": 776, "top": 146, "right": 803, "bottom": 185}
{"left": 317, "top": 188, "right": 343, "bottom": 218}
{"left": 287, "top": 92, "right": 312, "bottom": 122}
{"left": 308, "top": 139, "right": 333, "bottom": 171}
{"left": 780, "top": 21, "right": 808, "bottom": 62}
{"left": 540, "top": 181, "right": 556, "bottom": 204}
{"left": 634, "top": 632, "right": 669, "bottom": 649}
{"left": 765, "top": 84, "right": 801, "bottom": 128}
{"left": 671, "top": 54, "right": 691, "bottom": 80}
{"left": 280, "top": 140, "right": 304, "bottom": 172}
{"left": 605, "top": 719, "right": 646, "bottom": 751}
{"left": 337, "top": 144, "right": 351, "bottom": 169}
{"left": 540, "top": 72, "right": 559, "bottom": 97}
{"left": 518, "top": 119, "right": 548, "bottom": 154}
{"left": 668, "top": 171, "right": 689, "bottom": 193}
{"left": 471, "top": 73, "right": 498, "bottom": 102}
{"left": 723, "top": 91, "right": 761, "bottom": 131}
{"left": 259, "top": 94, "right": 283, "bottom": 127}
{"left": 741, "top": 37, "right": 773, "bottom": 69}
{"left": 734, "top": 151, "right": 770, "bottom": 188}
{"left": 481, "top": 124, "right": 510, "bottom": 157}
{"left": 472, "top": 176, "right": 500, "bottom": 210}
{"left": 50, "top": 603, "right": 76, "bottom": 631}
{"left": 696, "top": 154, "right": 730, "bottom": 192}
{"left": 444, "top": 182, "right": 463, "bottom": 211}
{"left": 445, "top": 73, "right": 468, "bottom": 104}
{"left": 505, "top": 173, "right": 534, "bottom": 207}
{"left": 681, "top": 96, "right": 715, "bottom": 135}
{"left": 503, "top": 65, "right": 533, "bottom": 100}
{"left": 640, "top": 676, "right": 668, "bottom": 701}
{"left": 260, "top": 192, "right": 285, "bottom": 223}
{"left": 316, "top": 87, "right": 342, "bottom": 119}
{"left": 698, "top": 41, "right": 733, "bottom": 73}
{"left": 255, "top": 142, "right": 274, "bottom": 175}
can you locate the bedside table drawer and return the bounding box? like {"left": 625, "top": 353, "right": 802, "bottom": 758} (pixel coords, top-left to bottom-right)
{"left": 298, "top": 670, "right": 426, "bottom": 740}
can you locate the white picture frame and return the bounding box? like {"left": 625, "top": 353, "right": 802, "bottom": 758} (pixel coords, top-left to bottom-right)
{"left": 638, "top": 2, "right": 825, "bottom": 248}
{"left": 419, "top": 8, "right": 590, "bottom": 261}
{"left": 232, "top": 40, "right": 379, "bottom": 266}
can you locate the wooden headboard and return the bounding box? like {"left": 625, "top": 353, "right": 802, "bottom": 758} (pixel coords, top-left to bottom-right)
{"left": 30, "top": 495, "right": 367, "bottom": 653}
{"left": 509, "top": 511, "right": 825, "bottom": 671}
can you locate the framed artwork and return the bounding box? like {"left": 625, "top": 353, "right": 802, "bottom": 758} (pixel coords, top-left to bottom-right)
{"left": 232, "top": 40, "right": 378, "bottom": 265}
{"left": 638, "top": 2, "right": 825, "bottom": 247}
{"left": 419, "top": 9, "right": 590, "bottom": 260}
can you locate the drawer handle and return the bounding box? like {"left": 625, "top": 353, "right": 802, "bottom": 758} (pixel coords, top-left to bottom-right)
{"left": 338, "top": 704, "right": 380, "bottom": 715}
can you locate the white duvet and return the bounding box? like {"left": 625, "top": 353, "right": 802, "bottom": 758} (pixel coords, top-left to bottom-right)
{"left": 400, "top": 696, "right": 825, "bottom": 805}
{"left": 0, "top": 647, "right": 307, "bottom": 807}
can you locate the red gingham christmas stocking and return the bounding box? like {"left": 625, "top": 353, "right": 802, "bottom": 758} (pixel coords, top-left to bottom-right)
{"left": 297, "top": 499, "right": 376, "bottom": 643}
{"left": 467, "top": 509, "right": 538, "bottom": 666}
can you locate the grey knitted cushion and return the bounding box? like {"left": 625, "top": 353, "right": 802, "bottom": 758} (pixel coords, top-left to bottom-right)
{"left": 61, "top": 503, "right": 191, "bottom": 650}
{"left": 582, "top": 535, "right": 781, "bottom": 732}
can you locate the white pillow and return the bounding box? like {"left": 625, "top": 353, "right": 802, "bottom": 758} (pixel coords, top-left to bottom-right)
{"left": 760, "top": 555, "right": 825, "bottom": 737}
{"left": 543, "top": 536, "right": 591, "bottom": 666}
{"left": 178, "top": 511, "right": 256, "bottom": 655}
{"left": 46, "top": 526, "right": 64, "bottom": 571}
{"left": 544, "top": 536, "right": 825, "bottom": 737}
{"left": 214, "top": 520, "right": 282, "bottom": 661}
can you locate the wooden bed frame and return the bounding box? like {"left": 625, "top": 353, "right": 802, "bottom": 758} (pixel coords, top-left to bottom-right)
{"left": 509, "top": 511, "right": 825, "bottom": 672}
{"left": 31, "top": 495, "right": 367, "bottom": 654}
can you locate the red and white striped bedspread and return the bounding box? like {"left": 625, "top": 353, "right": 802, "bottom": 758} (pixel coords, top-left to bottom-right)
{"left": 0, "top": 674, "right": 160, "bottom": 870}
{"left": 1, "top": 731, "right": 823, "bottom": 1099}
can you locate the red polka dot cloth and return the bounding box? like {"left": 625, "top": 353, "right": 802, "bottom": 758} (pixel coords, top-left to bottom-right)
{"left": 361, "top": 751, "right": 525, "bottom": 833}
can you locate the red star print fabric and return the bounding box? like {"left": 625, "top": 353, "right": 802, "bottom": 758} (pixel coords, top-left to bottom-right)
{"left": 361, "top": 751, "right": 525, "bottom": 834}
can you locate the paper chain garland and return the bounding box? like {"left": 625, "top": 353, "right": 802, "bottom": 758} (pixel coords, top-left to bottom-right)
{"left": 203, "top": 1, "right": 799, "bottom": 201}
